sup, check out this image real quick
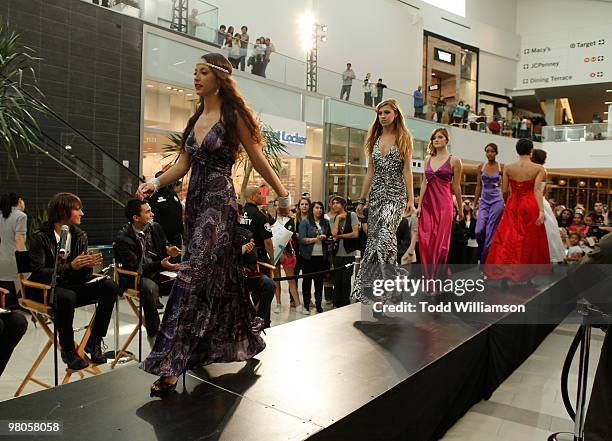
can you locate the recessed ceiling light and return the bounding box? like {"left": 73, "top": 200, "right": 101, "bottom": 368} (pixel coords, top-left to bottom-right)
{"left": 166, "top": 86, "right": 172, "bottom": 90}
{"left": 186, "top": 93, "right": 193, "bottom": 96}
{"left": 146, "top": 84, "right": 154, "bottom": 88}
{"left": 178, "top": 89, "right": 183, "bottom": 92}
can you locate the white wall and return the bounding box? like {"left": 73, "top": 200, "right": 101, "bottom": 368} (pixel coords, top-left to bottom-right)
{"left": 467, "top": 0, "right": 517, "bottom": 34}
{"left": 516, "top": 0, "right": 612, "bottom": 33}
{"left": 479, "top": 51, "right": 516, "bottom": 95}
{"left": 543, "top": 140, "right": 612, "bottom": 170}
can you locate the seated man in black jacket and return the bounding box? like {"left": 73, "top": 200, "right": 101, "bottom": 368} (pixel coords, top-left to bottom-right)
{"left": 28, "top": 193, "right": 120, "bottom": 370}
{"left": 237, "top": 223, "right": 275, "bottom": 329}
{"left": 114, "top": 199, "right": 180, "bottom": 339}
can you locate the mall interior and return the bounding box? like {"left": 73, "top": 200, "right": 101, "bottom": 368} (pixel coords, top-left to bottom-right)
{"left": 0, "top": 0, "right": 612, "bottom": 440}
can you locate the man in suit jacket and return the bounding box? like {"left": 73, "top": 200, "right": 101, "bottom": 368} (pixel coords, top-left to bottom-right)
{"left": 114, "top": 199, "right": 180, "bottom": 339}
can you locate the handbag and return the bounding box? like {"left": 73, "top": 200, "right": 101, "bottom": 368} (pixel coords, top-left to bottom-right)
{"left": 280, "top": 240, "right": 297, "bottom": 269}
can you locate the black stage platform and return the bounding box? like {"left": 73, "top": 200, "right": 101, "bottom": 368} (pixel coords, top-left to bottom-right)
{"left": 0, "top": 268, "right": 577, "bottom": 441}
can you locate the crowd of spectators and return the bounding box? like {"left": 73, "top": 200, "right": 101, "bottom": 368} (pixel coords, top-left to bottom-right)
{"left": 216, "top": 24, "right": 275, "bottom": 77}
{"left": 339, "top": 63, "right": 387, "bottom": 107}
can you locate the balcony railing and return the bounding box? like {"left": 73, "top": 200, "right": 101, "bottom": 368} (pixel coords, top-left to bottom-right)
{"left": 542, "top": 123, "right": 611, "bottom": 142}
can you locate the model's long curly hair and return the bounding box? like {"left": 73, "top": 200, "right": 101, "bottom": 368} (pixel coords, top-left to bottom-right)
{"left": 181, "top": 53, "right": 262, "bottom": 158}
{"left": 427, "top": 127, "right": 449, "bottom": 157}
{"left": 364, "top": 99, "right": 413, "bottom": 161}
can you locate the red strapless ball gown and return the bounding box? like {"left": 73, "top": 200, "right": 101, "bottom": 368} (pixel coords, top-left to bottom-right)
{"left": 484, "top": 178, "right": 551, "bottom": 282}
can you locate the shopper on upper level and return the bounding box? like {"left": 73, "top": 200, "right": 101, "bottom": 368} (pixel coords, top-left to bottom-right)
{"left": 340, "top": 63, "right": 356, "bottom": 101}
{"left": 262, "top": 37, "right": 275, "bottom": 78}
{"left": 239, "top": 26, "right": 250, "bottom": 72}
{"left": 413, "top": 85, "right": 424, "bottom": 118}
{"left": 374, "top": 78, "right": 387, "bottom": 107}
{"left": 363, "top": 73, "right": 374, "bottom": 107}
{"left": 452, "top": 101, "right": 466, "bottom": 124}
{"left": 216, "top": 25, "right": 227, "bottom": 46}
{"left": 228, "top": 33, "right": 242, "bottom": 69}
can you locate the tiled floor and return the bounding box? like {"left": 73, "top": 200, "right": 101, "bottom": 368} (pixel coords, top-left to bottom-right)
{"left": 440, "top": 322, "right": 604, "bottom": 441}
{"left": 0, "top": 288, "right": 603, "bottom": 440}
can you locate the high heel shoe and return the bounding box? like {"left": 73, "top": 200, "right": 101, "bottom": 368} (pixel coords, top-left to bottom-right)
{"left": 150, "top": 376, "right": 179, "bottom": 398}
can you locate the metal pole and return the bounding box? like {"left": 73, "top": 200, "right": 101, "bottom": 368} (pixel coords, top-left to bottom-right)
{"left": 573, "top": 322, "right": 591, "bottom": 441}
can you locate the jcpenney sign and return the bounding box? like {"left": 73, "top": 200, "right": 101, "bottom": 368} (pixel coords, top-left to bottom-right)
{"left": 259, "top": 113, "right": 308, "bottom": 158}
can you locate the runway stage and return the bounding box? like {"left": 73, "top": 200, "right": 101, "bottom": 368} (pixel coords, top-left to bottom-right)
{"left": 0, "top": 268, "right": 577, "bottom": 441}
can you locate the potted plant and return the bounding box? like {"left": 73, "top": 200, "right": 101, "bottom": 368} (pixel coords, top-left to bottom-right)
{"left": 0, "top": 21, "right": 48, "bottom": 177}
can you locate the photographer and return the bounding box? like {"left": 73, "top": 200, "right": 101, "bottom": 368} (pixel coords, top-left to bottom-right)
{"left": 299, "top": 201, "right": 331, "bottom": 313}
{"left": 330, "top": 196, "right": 359, "bottom": 308}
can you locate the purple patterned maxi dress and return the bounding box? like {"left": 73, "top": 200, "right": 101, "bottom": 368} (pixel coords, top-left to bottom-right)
{"left": 140, "top": 121, "right": 265, "bottom": 377}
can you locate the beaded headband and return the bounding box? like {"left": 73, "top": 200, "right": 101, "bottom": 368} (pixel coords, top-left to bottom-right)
{"left": 197, "top": 59, "right": 230, "bottom": 74}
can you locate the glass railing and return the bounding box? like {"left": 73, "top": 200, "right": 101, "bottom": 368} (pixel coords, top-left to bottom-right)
{"left": 542, "top": 123, "right": 611, "bottom": 142}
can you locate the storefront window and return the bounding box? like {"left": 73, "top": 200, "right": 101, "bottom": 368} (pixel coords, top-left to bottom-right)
{"left": 423, "top": 32, "right": 479, "bottom": 122}
{"left": 546, "top": 175, "right": 611, "bottom": 209}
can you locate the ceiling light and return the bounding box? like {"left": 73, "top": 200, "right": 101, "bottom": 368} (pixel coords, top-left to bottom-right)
{"left": 146, "top": 84, "right": 154, "bottom": 88}
{"left": 64, "top": 145, "right": 72, "bottom": 150}
{"left": 186, "top": 93, "right": 193, "bottom": 96}
{"left": 605, "top": 101, "right": 612, "bottom": 105}
{"left": 166, "top": 86, "right": 172, "bottom": 90}
{"left": 178, "top": 89, "right": 183, "bottom": 92}
{"left": 605, "top": 111, "right": 609, "bottom": 115}
{"left": 607, "top": 89, "right": 612, "bottom": 92}
{"left": 432, "top": 72, "right": 436, "bottom": 76}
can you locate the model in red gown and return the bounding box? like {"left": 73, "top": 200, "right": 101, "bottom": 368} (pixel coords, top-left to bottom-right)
{"left": 484, "top": 140, "right": 550, "bottom": 282}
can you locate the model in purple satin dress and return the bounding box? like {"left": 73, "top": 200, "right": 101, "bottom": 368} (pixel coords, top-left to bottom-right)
{"left": 475, "top": 170, "right": 504, "bottom": 264}
{"left": 418, "top": 155, "right": 453, "bottom": 279}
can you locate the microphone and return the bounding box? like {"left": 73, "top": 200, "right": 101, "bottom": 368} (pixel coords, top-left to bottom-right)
{"left": 58, "top": 225, "right": 69, "bottom": 258}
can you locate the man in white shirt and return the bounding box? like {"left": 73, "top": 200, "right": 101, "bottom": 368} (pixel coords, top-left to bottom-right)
{"left": 340, "top": 63, "right": 356, "bottom": 101}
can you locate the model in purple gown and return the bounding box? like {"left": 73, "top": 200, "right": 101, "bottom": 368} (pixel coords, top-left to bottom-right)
{"left": 474, "top": 144, "right": 504, "bottom": 264}
{"left": 140, "top": 122, "right": 266, "bottom": 378}
{"left": 137, "top": 54, "right": 290, "bottom": 396}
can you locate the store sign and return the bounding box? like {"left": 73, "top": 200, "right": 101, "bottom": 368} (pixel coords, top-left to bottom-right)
{"left": 516, "top": 24, "right": 611, "bottom": 89}
{"left": 258, "top": 113, "right": 307, "bottom": 158}
{"left": 434, "top": 48, "right": 455, "bottom": 65}
{"left": 412, "top": 159, "right": 424, "bottom": 173}
{"left": 276, "top": 131, "right": 307, "bottom": 146}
